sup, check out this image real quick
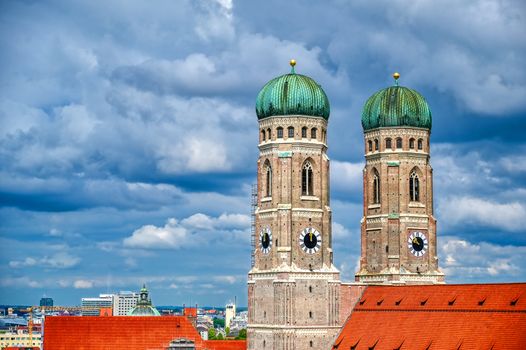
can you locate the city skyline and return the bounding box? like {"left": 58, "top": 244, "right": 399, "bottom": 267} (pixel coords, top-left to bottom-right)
{"left": 1, "top": 0, "right": 525, "bottom": 305}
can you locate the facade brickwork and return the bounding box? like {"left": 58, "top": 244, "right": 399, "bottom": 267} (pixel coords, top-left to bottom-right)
{"left": 355, "top": 127, "right": 444, "bottom": 284}
{"left": 247, "top": 115, "right": 341, "bottom": 350}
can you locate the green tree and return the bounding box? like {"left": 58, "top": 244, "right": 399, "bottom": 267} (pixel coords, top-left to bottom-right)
{"left": 213, "top": 317, "right": 225, "bottom": 328}
{"left": 208, "top": 328, "right": 216, "bottom": 340}
{"left": 216, "top": 333, "right": 224, "bottom": 340}
{"left": 225, "top": 326, "right": 230, "bottom": 335}
{"left": 235, "top": 329, "right": 247, "bottom": 340}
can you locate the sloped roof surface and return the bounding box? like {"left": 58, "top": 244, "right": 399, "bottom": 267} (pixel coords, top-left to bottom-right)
{"left": 333, "top": 283, "right": 526, "bottom": 350}
{"left": 43, "top": 316, "right": 246, "bottom": 350}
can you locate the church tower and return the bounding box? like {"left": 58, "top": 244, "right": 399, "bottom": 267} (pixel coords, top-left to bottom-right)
{"left": 247, "top": 61, "right": 341, "bottom": 350}
{"left": 355, "top": 73, "right": 444, "bottom": 285}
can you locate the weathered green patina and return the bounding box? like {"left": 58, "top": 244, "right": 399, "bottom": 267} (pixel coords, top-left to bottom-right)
{"left": 256, "top": 72, "right": 330, "bottom": 120}
{"left": 361, "top": 85, "right": 432, "bottom": 131}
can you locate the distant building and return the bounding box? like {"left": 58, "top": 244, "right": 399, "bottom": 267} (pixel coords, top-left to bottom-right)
{"left": 39, "top": 297, "right": 53, "bottom": 307}
{"left": 112, "top": 291, "right": 138, "bottom": 316}
{"left": 81, "top": 294, "right": 113, "bottom": 316}
{"left": 127, "top": 284, "right": 160, "bottom": 316}
{"left": 225, "top": 302, "right": 236, "bottom": 330}
{"left": 0, "top": 329, "right": 42, "bottom": 349}
{"left": 98, "top": 307, "right": 113, "bottom": 316}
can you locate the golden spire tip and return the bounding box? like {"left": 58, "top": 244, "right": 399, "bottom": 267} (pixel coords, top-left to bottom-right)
{"left": 393, "top": 72, "right": 400, "bottom": 80}
{"left": 290, "top": 59, "right": 296, "bottom": 67}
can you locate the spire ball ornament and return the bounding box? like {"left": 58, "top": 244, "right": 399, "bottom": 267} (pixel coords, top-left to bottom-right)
{"left": 393, "top": 72, "right": 400, "bottom": 80}
{"left": 290, "top": 59, "right": 296, "bottom": 67}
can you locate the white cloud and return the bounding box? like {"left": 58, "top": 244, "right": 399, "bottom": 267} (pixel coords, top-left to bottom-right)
{"left": 123, "top": 218, "right": 190, "bottom": 249}
{"left": 212, "top": 275, "right": 238, "bottom": 284}
{"left": 0, "top": 277, "right": 43, "bottom": 289}
{"left": 438, "top": 196, "right": 526, "bottom": 232}
{"left": 9, "top": 252, "right": 80, "bottom": 269}
{"left": 73, "top": 280, "right": 94, "bottom": 289}
{"left": 331, "top": 161, "right": 363, "bottom": 195}
{"left": 439, "top": 236, "right": 526, "bottom": 281}
{"left": 181, "top": 212, "right": 250, "bottom": 230}
{"left": 500, "top": 155, "right": 526, "bottom": 173}
{"left": 123, "top": 212, "right": 250, "bottom": 249}
{"left": 332, "top": 222, "right": 352, "bottom": 239}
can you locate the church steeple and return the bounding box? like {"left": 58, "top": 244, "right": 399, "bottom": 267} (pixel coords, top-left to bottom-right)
{"left": 355, "top": 74, "right": 444, "bottom": 285}
{"left": 248, "top": 61, "right": 341, "bottom": 350}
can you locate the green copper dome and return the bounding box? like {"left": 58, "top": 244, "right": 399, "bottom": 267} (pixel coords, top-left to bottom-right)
{"left": 256, "top": 63, "right": 330, "bottom": 120}
{"left": 361, "top": 83, "right": 432, "bottom": 131}
{"left": 128, "top": 284, "right": 161, "bottom": 316}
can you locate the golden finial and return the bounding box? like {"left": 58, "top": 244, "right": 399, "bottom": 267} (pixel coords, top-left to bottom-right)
{"left": 290, "top": 59, "right": 296, "bottom": 74}
{"left": 393, "top": 72, "right": 400, "bottom": 86}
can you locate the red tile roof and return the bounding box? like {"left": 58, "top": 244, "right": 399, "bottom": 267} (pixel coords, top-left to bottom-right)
{"left": 333, "top": 283, "right": 526, "bottom": 350}
{"left": 204, "top": 340, "right": 247, "bottom": 350}
{"left": 184, "top": 307, "right": 198, "bottom": 318}
{"left": 43, "top": 316, "right": 246, "bottom": 350}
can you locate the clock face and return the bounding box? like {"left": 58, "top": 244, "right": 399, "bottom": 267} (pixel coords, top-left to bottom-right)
{"left": 259, "top": 227, "right": 272, "bottom": 254}
{"left": 407, "top": 231, "right": 428, "bottom": 257}
{"left": 299, "top": 227, "right": 321, "bottom": 254}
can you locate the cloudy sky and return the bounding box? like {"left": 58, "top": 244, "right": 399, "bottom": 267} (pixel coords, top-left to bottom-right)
{"left": 1, "top": 0, "right": 525, "bottom": 306}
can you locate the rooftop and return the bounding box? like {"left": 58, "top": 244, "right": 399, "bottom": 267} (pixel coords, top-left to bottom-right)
{"left": 333, "top": 283, "right": 526, "bottom": 350}
{"left": 43, "top": 316, "right": 247, "bottom": 350}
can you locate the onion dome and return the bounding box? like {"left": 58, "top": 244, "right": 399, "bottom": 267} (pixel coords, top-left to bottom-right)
{"left": 128, "top": 284, "right": 161, "bottom": 316}
{"left": 256, "top": 60, "right": 330, "bottom": 120}
{"left": 361, "top": 73, "right": 432, "bottom": 131}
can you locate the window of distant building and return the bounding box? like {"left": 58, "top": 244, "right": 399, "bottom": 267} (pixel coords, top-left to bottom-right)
{"left": 311, "top": 128, "right": 317, "bottom": 139}
{"left": 418, "top": 138, "right": 423, "bottom": 150}
{"left": 409, "top": 138, "right": 415, "bottom": 149}
{"left": 396, "top": 137, "right": 402, "bottom": 149}
{"left": 277, "top": 127, "right": 283, "bottom": 139}
{"left": 288, "top": 126, "right": 294, "bottom": 138}
{"left": 302, "top": 127, "right": 307, "bottom": 138}
{"left": 385, "top": 138, "right": 392, "bottom": 149}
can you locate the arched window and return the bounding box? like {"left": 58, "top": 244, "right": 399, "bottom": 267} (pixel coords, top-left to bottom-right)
{"left": 261, "top": 130, "right": 266, "bottom": 142}
{"left": 265, "top": 161, "right": 272, "bottom": 197}
{"left": 409, "top": 171, "right": 420, "bottom": 202}
{"left": 385, "top": 138, "right": 392, "bottom": 149}
{"left": 417, "top": 138, "right": 423, "bottom": 150}
{"left": 288, "top": 126, "right": 294, "bottom": 138}
{"left": 302, "top": 160, "right": 314, "bottom": 196}
{"left": 373, "top": 169, "right": 380, "bottom": 204}
{"left": 267, "top": 128, "right": 271, "bottom": 140}
{"left": 409, "top": 138, "right": 415, "bottom": 149}
{"left": 277, "top": 127, "right": 283, "bottom": 138}
{"left": 368, "top": 140, "right": 372, "bottom": 152}
{"left": 396, "top": 137, "right": 402, "bottom": 149}
{"left": 374, "top": 139, "right": 379, "bottom": 151}
{"left": 311, "top": 128, "right": 317, "bottom": 139}
{"left": 302, "top": 127, "right": 307, "bottom": 138}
